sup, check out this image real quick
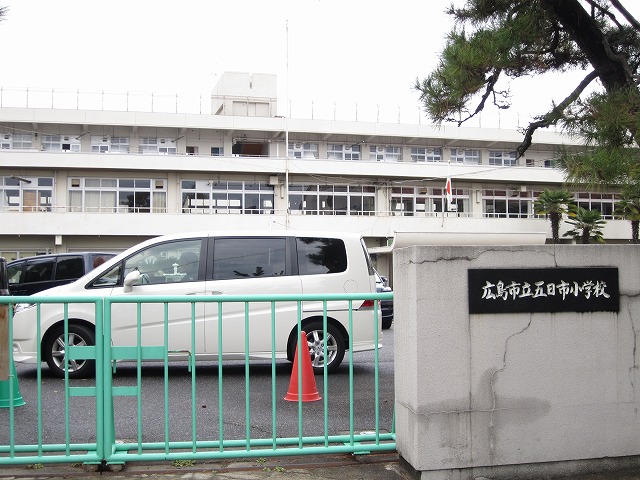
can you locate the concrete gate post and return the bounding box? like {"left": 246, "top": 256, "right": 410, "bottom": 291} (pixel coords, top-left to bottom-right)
{"left": 394, "top": 245, "right": 640, "bottom": 479}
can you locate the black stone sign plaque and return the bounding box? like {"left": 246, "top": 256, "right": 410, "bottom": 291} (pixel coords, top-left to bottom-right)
{"left": 468, "top": 267, "right": 619, "bottom": 314}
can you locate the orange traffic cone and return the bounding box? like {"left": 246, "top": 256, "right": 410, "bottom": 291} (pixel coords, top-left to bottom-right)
{"left": 284, "top": 330, "right": 321, "bottom": 402}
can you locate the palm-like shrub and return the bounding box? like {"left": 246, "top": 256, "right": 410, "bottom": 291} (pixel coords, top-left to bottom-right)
{"left": 563, "top": 207, "right": 606, "bottom": 244}
{"left": 613, "top": 195, "right": 640, "bottom": 244}
{"left": 534, "top": 189, "right": 576, "bottom": 243}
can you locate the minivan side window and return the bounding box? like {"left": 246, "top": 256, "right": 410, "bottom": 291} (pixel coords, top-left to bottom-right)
{"left": 124, "top": 239, "right": 202, "bottom": 285}
{"left": 23, "top": 258, "right": 55, "bottom": 283}
{"left": 212, "top": 237, "right": 286, "bottom": 280}
{"left": 55, "top": 256, "right": 84, "bottom": 281}
{"left": 296, "top": 237, "right": 347, "bottom": 275}
{"left": 90, "top": 263, "right": 121, "bottom": 287}
{"left": 7, "top": 262, "right": 23, "bottom": 285}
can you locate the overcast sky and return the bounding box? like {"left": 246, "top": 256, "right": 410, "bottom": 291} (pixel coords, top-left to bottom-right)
{"left": 0, "top": 0, "right": 637, "bottom": 128}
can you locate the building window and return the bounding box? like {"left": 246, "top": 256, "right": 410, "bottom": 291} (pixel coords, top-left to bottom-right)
{"left": 390, "top": 187, "right": 415, "bottom": 216}
{"left": 111, "top": 137, "right": 129, "bottom": 153}
{"left": 544, "top": 159, "right": 557, "bottom": 168}
{"left": 288, "top": 183, "right": 375, "bottom": 216}
{"left": 42, "top": 135, "right": 80, "bottom": 152}
{"left": 327, "top": 144, "right": 342, "bottom": 160}
{"left": 158, "top": 138, "right": 177, "bottom": 154}
{"left": 68, "top": 177, "right": 167, "bottom": 213}
{"left": 0, "top": 176, "right": 53, "bottom": 212}
{"left": 451, "top": 148, "right": 480, "bottom": 165}
{"left": 139, "top": 137, "right": 157, "bottom": 154}
{"left": 90, "top": 136, "right": 130, "bottom": 153}
{"left": 1, "top": 249, "right": 49, "bottom": 262}
{"left": 211, "top": 146, "right": 224, "bottom": 156}
{"left": 576, "top": 192, "right": 617, "bottom": 219}
{"left": 370, "top": 145, "right": 401, "bottom": 162}
{"left": 327, "top": 144, "right": 360, "bottom": 161}
{"left": 14, "top": 134, "right": 33, "bottom": 149}
{"left": 391, "top": 186, "right": 468, "bottom": 216}
{"left": 411, "top": 147, "right": 442, "bottom": 163}
{"left": 181, "top": 180, "right": 274, "bottom": 214}
{"left": 139, "top": 137, "right": 176, "bottom": 155}
{"left": 488, "top": 150, "right": 517, "bottom": 166}
{"left": 1, "top": 133, "right": 33, "bottom": 150}
{"left": 288, "top": 143, "right": 318, "bottom": 159}
{"left": 483, "top": 189, "right": 532, "bottom": 218}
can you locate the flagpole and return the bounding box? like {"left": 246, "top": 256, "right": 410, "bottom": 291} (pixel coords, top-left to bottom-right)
{"left": 442, "top": 160, "right": 451, "bottom": 227}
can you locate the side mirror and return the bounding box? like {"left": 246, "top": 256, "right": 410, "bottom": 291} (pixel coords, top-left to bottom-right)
{"left": 123, "top": 270, "right": 141, "bottom": 293}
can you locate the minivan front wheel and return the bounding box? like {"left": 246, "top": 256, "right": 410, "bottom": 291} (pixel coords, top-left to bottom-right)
{"left": 43, "top": 323, "right": 96, "bottom": 379}
{"left": 290, "top": 321, "right": 345, "bottom": 374}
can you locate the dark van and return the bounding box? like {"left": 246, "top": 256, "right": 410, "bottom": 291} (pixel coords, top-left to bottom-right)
{"left": 7, "top": 252, "right": 116, "bottom": 296}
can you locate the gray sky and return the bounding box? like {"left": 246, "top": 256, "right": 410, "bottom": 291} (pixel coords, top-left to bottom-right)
{"left": 0, "top": 0, "right": 637, "bottom": 128}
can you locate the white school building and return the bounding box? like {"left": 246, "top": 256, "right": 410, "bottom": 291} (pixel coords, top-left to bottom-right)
{"left": 0, "top": 72, "right": 630, "bottom": 281}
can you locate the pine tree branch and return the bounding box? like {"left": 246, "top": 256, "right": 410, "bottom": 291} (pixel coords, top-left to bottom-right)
{"left": 582, "top": 0, "right": 624, "bottom": 28}
{"left": 456, "top": 68, "right": 504, "bottom": 127}
{"left": 516, "top": 70, "right": 599, "bottom": 158}
{"left": 608, "top": 0, "right": 640, "bottom": 31}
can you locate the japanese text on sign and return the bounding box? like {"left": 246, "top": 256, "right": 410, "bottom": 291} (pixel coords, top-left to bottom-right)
{"left": 481, "top": 279, "right": 611, "bottom": 302}
{"left": 468, "top": 267, "right": 619, "bottom": 314}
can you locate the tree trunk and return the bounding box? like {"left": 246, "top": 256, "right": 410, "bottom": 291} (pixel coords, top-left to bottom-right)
{"left": 541, "top": 0, "right": 633, "bottom": 91}
{"left": 541, "top": 0, "right": 639, "bottom": 145}
{"left": 550, "top": 212, "right": 561, "bottom": 243}
{"left": 632, "top": 220, "right": 639, "bottom": 244}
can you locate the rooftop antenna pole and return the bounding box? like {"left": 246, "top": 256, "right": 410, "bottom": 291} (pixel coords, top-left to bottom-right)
{"left": 285, "top": 19, "right": 290, "bottom": 228}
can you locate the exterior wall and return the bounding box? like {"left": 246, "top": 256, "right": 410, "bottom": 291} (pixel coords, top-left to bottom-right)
{"left": 394, "top": 245, "right": 640, "bottom": 479}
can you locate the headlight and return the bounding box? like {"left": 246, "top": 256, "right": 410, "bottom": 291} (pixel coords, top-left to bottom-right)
{"left": 14, "top": 303, "right": 36, "bottom": 313}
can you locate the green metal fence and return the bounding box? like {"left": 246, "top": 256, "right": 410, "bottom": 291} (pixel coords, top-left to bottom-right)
{"left": 0, "top": 292, "right": 395, "bottom": 467}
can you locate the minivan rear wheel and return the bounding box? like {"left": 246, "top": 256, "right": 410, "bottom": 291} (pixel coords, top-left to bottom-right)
{"left": 43, "top": 323, "right": 95, "bottom": 379}
{"left": 290, "top": 321, "right": 345, "bottom": 374}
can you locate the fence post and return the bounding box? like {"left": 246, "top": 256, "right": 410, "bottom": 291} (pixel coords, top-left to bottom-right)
{"left": 0, "top": 257, "right": 25, "bottom": 408}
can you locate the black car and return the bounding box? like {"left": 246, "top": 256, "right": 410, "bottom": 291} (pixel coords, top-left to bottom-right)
{"left": 7, "top": 252, "right": 116, "bottom": 296}
{"left": 376, "top": 271, "right": 394, "bottom": 329}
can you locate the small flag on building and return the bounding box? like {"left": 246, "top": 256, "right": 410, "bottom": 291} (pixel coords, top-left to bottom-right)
{"left": 445, "top": 176, "right": 453, "bottom": 206}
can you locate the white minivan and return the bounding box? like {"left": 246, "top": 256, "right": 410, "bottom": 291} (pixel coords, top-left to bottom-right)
{"left": 12, "top": 231, "right": 380, "bottom": 378}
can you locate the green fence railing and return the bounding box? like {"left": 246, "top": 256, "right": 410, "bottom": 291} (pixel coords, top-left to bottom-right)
{"left": 0, "top": 292, "right": 394, "bottom": 467}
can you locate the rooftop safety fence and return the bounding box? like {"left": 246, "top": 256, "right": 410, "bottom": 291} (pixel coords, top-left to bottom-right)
{"left": 0, "top": 86, "right": 526, "bottom": 128}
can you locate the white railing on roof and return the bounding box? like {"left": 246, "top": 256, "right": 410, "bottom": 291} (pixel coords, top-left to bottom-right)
{"left": 0, "top": 86, "right": 528, "bottom": 128}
